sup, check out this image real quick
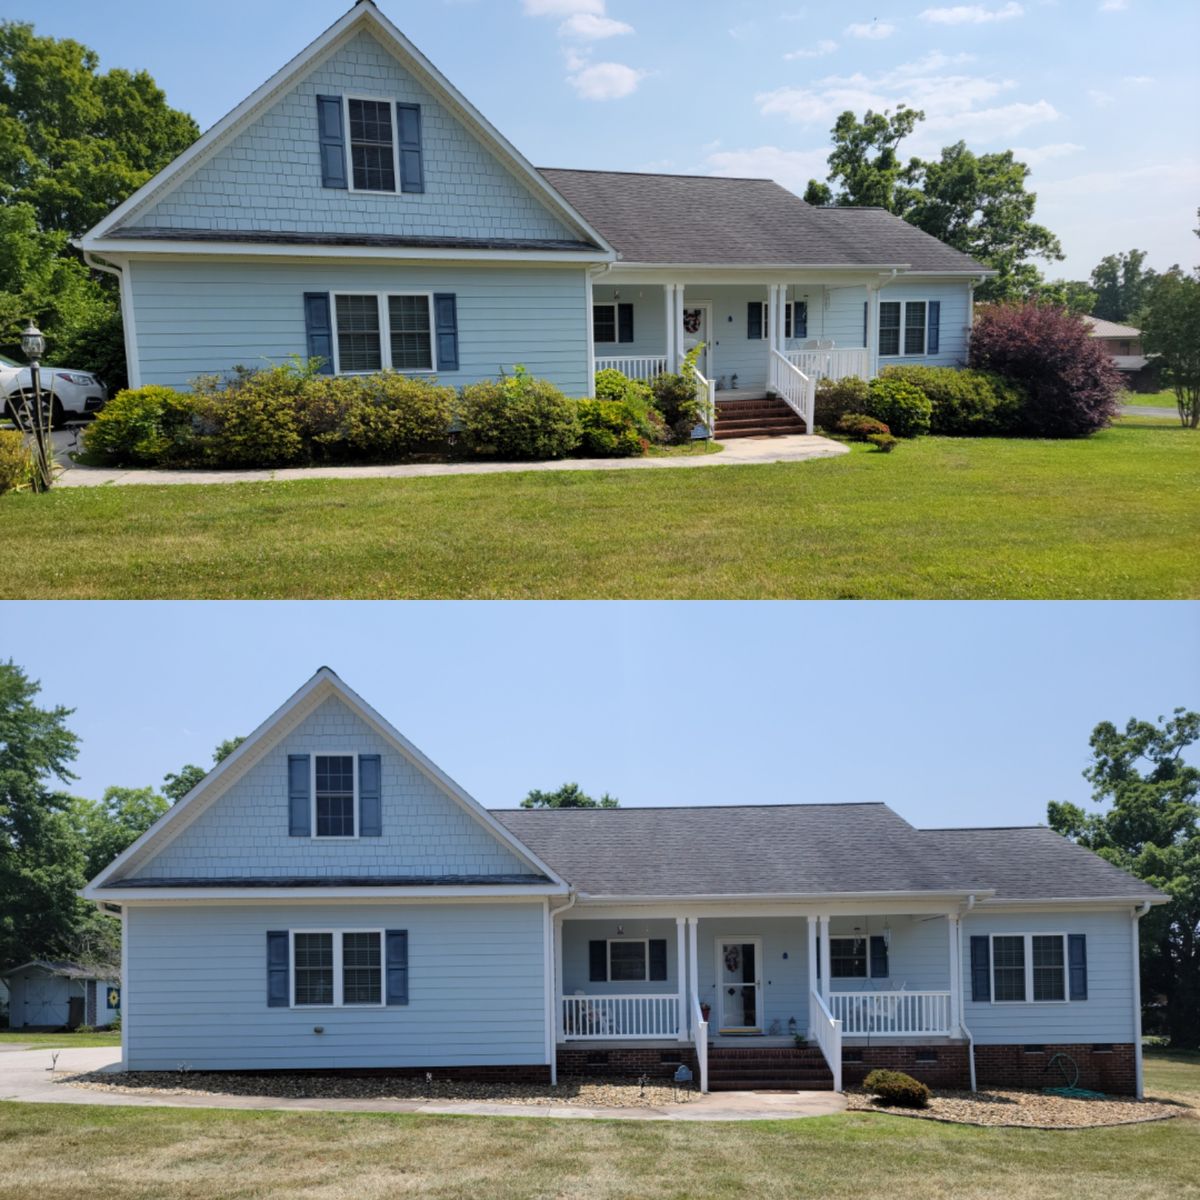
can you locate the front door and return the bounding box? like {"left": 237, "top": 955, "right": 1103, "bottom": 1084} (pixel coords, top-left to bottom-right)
{"left": 717, "top": 938, "right": 763, "bottom": 1032}
{"left": 682, "top": 303, "right": 711, "bottom": 376}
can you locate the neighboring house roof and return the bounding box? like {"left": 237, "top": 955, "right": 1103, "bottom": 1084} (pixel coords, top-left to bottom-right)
{"left": 494, "top": 803, "right": 1163, "bottom": 903}
{"left": 1112, "top": 355, "right": 1150, "bottom": 372}
{"left": 538, "top": 169, "right": 989, "bottom": 272}
{"left": 1, "top": 960, "right": 117, "bottom": 981}
{"left": 1084, "top": 316, "right": 1142, "bottom": 339}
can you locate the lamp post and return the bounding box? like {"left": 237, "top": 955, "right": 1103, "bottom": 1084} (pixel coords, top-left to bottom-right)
{"left": 17, "top": 321, "right": 52, "bottom": 492}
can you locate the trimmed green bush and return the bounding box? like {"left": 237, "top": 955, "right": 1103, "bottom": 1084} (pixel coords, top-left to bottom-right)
{"left": 458, "top": 367, "right": 580, "bottom": 460}
{"left": 868, "top": 432, "right": 898, "bottom": 453}
{"left": 0, "top": 429, "right": 32, "bottom": 493}
{"left": 881, "top": 365, "right": 1024, "bottom": 436}
{"left": 650, "top": 346, "right": 707, "bottom": 442}
{"left": 576, "top": 399, "right": 646, "bottom": 457}
{"left": 836, "top": 413, "right": 891, "bottom": 441}
{"left": 83, "top": 385, "right": 200, "bottom": 466}
{"left": 815, "top": 376, "right": 869, "bottom": 430}
{"left": 862, "top": 1069, "right": 931, "bottom": 1108}
{"left": 595, "top": 370, "right": 667, "bottom": 445}
{"left": 192, "top": 365, "right": 306, "bottom": 468}
{"left": 864, "top": 377, "right": 932, "bottom": 438}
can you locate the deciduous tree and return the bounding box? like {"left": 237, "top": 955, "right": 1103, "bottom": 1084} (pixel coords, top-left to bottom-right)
{"left": 521, "top": 782, "right": 619, "bottom": 809}
{"left": 162, "top": 735, "right": 245, "bottom": 804}
{"left": 1140, "top": 268, "right": 1200, "bottom": 428}
{"left": 1090, "top": 249, "right": 1157, "bottom": 323}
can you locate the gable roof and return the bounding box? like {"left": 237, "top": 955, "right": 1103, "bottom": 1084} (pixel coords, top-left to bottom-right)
{"left": 80, "top": 2, "right": 610, "bottom": 256}
{"left": 1084, "top": 315, "right": 1142, "bottom": 339}
{"left": 84, "top": 668, "right": 566, "bottom": 898}
{"left": 1, "top": 960, "right": 117, "bottom": 981}
{"left": 494, "top": 804, "right": 1164, "bottom": 903}
{"left": 538, "top": 169, "right": 989, "bottom": 272}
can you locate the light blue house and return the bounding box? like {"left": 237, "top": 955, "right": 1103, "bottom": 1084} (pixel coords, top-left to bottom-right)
{"left": 79, "top": 1, "right": 989, "bottom": 436}
{"left": 85, "top": 669, "right": 1163, "bottom": 1096}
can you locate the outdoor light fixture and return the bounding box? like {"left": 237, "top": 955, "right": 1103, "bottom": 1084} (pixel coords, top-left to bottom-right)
{"left": 20, "top": 322, "right": 45, "bottom": 362}
{"left": 13, "top": 321, "right": 53, "bottom": 492}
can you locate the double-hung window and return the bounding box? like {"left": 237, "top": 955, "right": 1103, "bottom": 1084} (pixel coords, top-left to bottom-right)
{"left": 292, "top": 930, "right": 383, "bottom": 1007}
{"left": 589, "top": 938, "right": 669, "bottom": 982}
{"left": 829, "top": 937, "right": 868, "bottom": 979}
{"left": 879, "top": 300, "right": 929, "bottom": 357}
{"left": 314, "top": 754, "right": 356, "bottom": 838}
{"left": 348, "top": 98, "right": 397, "bottom": 193}
{"left": 334, "top": 294, "right": 435, "bottom": 374}
{"left": 991, "top": 933, "right": 1067, "bottom": 1003}
{"left": 593, "top": 303, "right": 633, "bottom": 345}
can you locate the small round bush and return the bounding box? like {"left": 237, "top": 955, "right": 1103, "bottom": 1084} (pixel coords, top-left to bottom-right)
{"left": 192, "top": 365, "right": 306, "bottom": 468}
{"left": 862, "top": 1069, "right": 931, "bottom": 1109}
{"left": 576, "top": 398, "right": 646, "bottom": 457}
{"left": 881, "top": 365, "right": 1024, "bottom": 436}
{"left": 864, "top": 377, "right": 932, "bottom": 438}
{"left": 83, "top": 385, "right": 200, "bottom": 466}
{"left": 0, "top": 429, "right": 32, "bottom": 493}
{"left": 458, "top": 367, "right": 581, "bottom": 460}
{"left": 836, "top": 412, "right": 891, "bottom": 441}
{"left": 815, "top": 376, "right": 869, "bottom": 430}
{"left": 969, "top": 301, "right": 1122, "bottom": 437}
{"left": 868, "top": 432, "right": 898, "bottom": 453}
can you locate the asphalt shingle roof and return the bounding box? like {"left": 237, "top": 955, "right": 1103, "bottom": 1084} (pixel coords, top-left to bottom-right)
{"left": 493, "top": 803, "right": 1161, "bottom": 902}
{"left": 538, "top": 169, "right": 987, "bottom": 271}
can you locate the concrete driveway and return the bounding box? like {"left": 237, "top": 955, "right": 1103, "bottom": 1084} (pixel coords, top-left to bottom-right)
{"left": 0, "top": 1045, "right": 845, "bottom": 1122}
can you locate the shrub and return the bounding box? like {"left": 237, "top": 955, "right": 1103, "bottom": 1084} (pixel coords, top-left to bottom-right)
{"left": 868, "top": 432, "right": 898, "bottom": 453}
{"left": 0, "top": 429, "right": 32, "bottom": 493}
{"left": 458, "top": 367, "right": 580, "bottom": 459}
{"left": 83, "top": 386, "right": 200, "bottom": 466}
{"left": 192, "top": 364, "right": 306, "bottom": 468}
{"left": 969, "top": 301, "right": 1122, "bottom": 437}
{"left": 880, "top": 365, "right": 1025, "bottom": 436}
{"left": 595, "top": 370, "right": 668, "bottom": 444}
{"left": 576, "top": 398, "right": 646, "bottom": 457}
{"left": 862, "top": 1069, "right": 931, "bottom": 1108}
{"left": 864, "top": 376, "right": 932, "bottom": 437}
{"left": 815, "top": 376, "right": 869, "bottom": 430}
{"left": 650, "top": 346, "right": 707, "bottom": 442}
{"left": 836, "top": 413, "right": 891, "bottom": 441}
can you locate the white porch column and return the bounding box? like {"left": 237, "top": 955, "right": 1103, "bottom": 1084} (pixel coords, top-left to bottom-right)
{"left": 674, "top": 284, "right": 687, "bottom": 371}
{"left": 586, "top": 271, "right": 597, "bottom": 398}
{"left": 544, "top": 900, "right": 557, "bottom": 1085}
{"left": 687, "top": 916, "right": 700, "bottom": 1031}
{"left": 664, "top": 284, "right": 676, "bottom": 373}
{"left": 818, "top": 914, "right": 832, "bottom": 1002}
{"left": 866, "top": 282, "right": 881, "bottom": 379}
{"left": 675, "top": 917, "right": 688, "bottom": 1042}
{"left": 948, "top": 913, "right": 961, "bottom": 1035}
{"left": 806, "top": 914, "right": 818, "bottom": 1039}
{"left": 554, "top": 913, "right": 565, "bottom": 1045}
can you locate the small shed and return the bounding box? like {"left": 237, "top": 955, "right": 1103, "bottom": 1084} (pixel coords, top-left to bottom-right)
{"left": 1, "top": 961, "right": 121, "bottom": 1030}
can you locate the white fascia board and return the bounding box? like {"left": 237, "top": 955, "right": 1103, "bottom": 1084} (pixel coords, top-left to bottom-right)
{"left": 76, "top": 239, "right": 613, "bottom": 265}
{"left": 87, "top": 884, "right": 567, "bottom": 904}
{"left": 971, "top": 895, "right": 1170, "bottom": 911}
{"left": 575, "top": 888, "right": 992, "bottom": 906}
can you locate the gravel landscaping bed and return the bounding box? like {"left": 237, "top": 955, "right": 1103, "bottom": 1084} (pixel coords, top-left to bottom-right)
{"left": 62, "top": 1070, "right": 695, "bottom": 1109}
{"left": 845, "top": 1087, "right": 1184, "bottom": 1128}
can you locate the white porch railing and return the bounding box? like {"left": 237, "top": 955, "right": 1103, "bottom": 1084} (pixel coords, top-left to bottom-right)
{"left": 692, "top": 995, "right": 709, "bottom": 1093}
{"left": 810, "top": 989, "right": 843, "bottom": 1093}
{"left": 769, "top": 349, "right": 815, "bottom": 434}
{"left": 692, "top": 365, "right": 716, "bottom": 439}
{"left": 561, "top": 994, "right": 680, "bottom": 1040}
{"left": 829, "top": 991, "right": 953, "bottom": 1037}
{"left": 595, "top": 355, "right": 668, "bottom": 382}
{"left": 786, "top": 347, "right": 871, "bottom": 383}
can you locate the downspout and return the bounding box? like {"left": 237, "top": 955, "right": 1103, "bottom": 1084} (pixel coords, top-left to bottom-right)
{"left": 959, "top": 893, "right": 977, "bottom": 1091}
{"left": 1132, "top": 900, "right": 1150, "bottom": 1099}
{"left": 868, "top": 268, "right": 900, "bottom": 379}
{"left": 585, "top": 264, "right": 611, "bottom": 399}
{"left": 84, "top": 251, "right": 140, "bottom": 390}
{"left": 547, "top": 893, "right": 577, "bottom": 1085}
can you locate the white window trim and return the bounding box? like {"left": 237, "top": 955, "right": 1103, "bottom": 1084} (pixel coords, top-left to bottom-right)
{"left": 829, "top": 934, "right": 876, "bottom": 980}
{"left": 752, "top": 301, "right": 803, "bottom": 341}
{"left": 343, "top": 93, "right": 402, "bottom": 196}
{"left": 311, "top": 752, "right": 359, "bottom": 840}
{"left": 330, "top": 291, "right": 436, "bottom": 376}
{"left": 989, "top": 932, "right": 1069, "bottom": 1005}
{"left": 290, "top": 928, "right": 386, "bottom": 1009}
{"left": 605, "top": 937, "right": 652, "bottom": 983}
{"left": 879, "top": 299, "right": 929, "bottom": 358}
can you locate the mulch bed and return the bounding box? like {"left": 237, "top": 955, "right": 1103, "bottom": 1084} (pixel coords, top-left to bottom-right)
{"left": 845, "top": 1086, "right": 1184, "bottom": 1129}
{"left": 62, "top": 1070, "right": 696, "bottom": 1109}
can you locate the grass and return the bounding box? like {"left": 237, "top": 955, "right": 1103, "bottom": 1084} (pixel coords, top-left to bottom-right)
{"left": 1121, "top": 388, "right": 1180, "bottom": 409}
{"left": 1145, "top": 1047, "right": 1200, "bottom": 1104}
{"left": 2, "top": 421, "right": 1196, "bottom": 599}
{"left": 0, "top": 1030, "right": 121, "bottom": 1049}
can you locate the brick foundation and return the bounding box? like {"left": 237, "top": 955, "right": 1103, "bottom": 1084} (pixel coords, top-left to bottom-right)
{"left": 974, "top": 1043, "right": 1136, "bottom": 1096}
{"left": 557, "top": 1046, "right": 699, "bottom": 1079}
{"left": 842, "top": 1044, "right": 971, "bottom": 1090}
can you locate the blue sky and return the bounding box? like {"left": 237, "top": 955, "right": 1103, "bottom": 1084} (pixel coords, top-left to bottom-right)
{"left": 6, "top": 601, "right": 1197, "bottom": 829}
{"left": 9, "top": 0, "right": 1199, "bottom": 278}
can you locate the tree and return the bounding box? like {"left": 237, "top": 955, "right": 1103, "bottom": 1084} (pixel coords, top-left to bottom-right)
{"left": 1048, "top": 709, "right": 1200, "bottom": 1048}
{"left": 521, "top": 782, "right": 619, "bottom": 809}
{"left": 1140, "top": 268, "right": 1200, "bottom": 428}
{"left": 806, "top": 107, "right": 924, "bottom": 211}
{"left": 162, "top": 735, "right": 245, "bottom": 804}
{"left": 1036, "top": 279, "right": 1097, "bottom": 315}
{"left": 72, "top": 785, "right": 168, "bottom": 881}
{"left": 1090, "top": 250, "right": 1157, "bottom": 323}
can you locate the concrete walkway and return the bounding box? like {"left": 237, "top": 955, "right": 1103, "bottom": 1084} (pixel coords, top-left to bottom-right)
{"left": 0, "top": 1046, "right": 844, "bottom": 1123}
{"left": 49, "top": 430, "right": 847, "bottom": 488}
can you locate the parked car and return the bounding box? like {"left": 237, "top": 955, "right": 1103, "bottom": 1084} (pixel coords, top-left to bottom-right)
{"left": 0, "top": 353, "right": 108, "bottom": 427}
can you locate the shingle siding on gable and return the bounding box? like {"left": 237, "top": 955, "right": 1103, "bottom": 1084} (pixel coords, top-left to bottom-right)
{"left": 129, "top": 695, "right": 529, "bottom": 881}
{"left": 124, "top": 30, "right": 577, "bottom": 243}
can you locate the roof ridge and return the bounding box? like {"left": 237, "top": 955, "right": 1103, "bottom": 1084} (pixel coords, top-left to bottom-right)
{"left": 922, "top": 824, "right": 1053, "bottom": 832}
{"left": 539, "top": 166, "right": 776, "bottom": 184}
{"left": 494, "top": 801, "right": 891, "bottom": 813}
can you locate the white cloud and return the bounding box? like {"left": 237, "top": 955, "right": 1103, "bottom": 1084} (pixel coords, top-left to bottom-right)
{"left": 845, "top": 21, "right": 897, "bottom": 39}
{"left": 785, "top": 39, "right": 838, "bottom": 60}
{"left": 559, "top": 12, "right": 633, "bottom": 38}
{"left": 704, "top": 145, "right": 832, "bottom": 192}
{"left": 1010, "top": 141, "right": 1084, "bottom": 166}
{"left": 919, "top": 3, "right": 1023, "bottom": 23}
{"left": 523, "top": 0, "right": 603, "bottom": 14}
{"left": 566, "top": 55, "right": 646, "bottom": 100}
{"left": 1098, "top": 0, "right": 1127, "bottom": 10}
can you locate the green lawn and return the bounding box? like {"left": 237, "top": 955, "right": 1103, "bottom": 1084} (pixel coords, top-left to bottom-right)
{"left": 1145, "top": 1047, "right": 1200, "bottom": 1104}
{"left": 0, "top": 1030, "right": 121, "bottom": 1050}
{"left": 1121, "top": 388, "right": 1180, "bottom": 409}
{"left": 2, "top": 421, "right": 1197, "bottom": 599}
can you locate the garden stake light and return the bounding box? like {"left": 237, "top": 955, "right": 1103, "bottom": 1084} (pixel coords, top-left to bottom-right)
{"left": 14, "top": 322, "right": 53, "bottom": 491}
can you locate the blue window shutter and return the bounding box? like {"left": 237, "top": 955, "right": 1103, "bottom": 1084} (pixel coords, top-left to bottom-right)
{"left": 970, "top": 936, "right": 990, "bottom": 1002}
{"left": 267, "top": 931, "right": 289, "bottom": 1007}
{"left": 358, "top": 754, "right": 382, "bottom": 837}
{"left": 397, "top": 103, "right": 425, "bottom": 194}
{"left": 795, "top": 301, "right": 808, "bottom": 339}
{"left": 288, "top": 754, "right": 311, "bottom": 837}
{"left": 649, "top": 939, "right": 668, "bottom": 982}
{"left": 928, "top": 300, "right": 941, "bottom": 355}
{"left": 316, "top": 95, "right": 347, "bottom": 189}
{"left": 589, "top": 940, "right": 607, "bottom": 982}
{"left": 386, "top": 929, "right": 409, "bottom": 1005}
{"left": 618, "top": 303, "right": 635, "bottom": 344}
{"left": 748, "top": 302, "right": 763, "bottom": 341}
{"left": 433, "top": 293, "right": 459, "bottom": 373}
{"left": 1068, "top": 934, "right": 1088, "bottom": 1000}
{"left": 870, "top": 936, "right": 889, "bottom": 979}
{"left": 303, "top": 294, "right": 334, "bottom": 376}
{"left": 785, "top": 303, "right": 793, "bottom": 340}
{"left": 863, "top": 301, "right": 869, "bottom": 349}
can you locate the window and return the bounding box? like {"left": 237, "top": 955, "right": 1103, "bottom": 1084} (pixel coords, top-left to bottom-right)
{"left": 830, "top": 937, "right": 868, "bottom": 979}
{"left": 348, "top": 98, "right": 396, "bottom": 192}
{"left": 904, "top": 301, "right": 928, "bottom": 355}
{"left": 593, "top": 303, "right": 633, "bottom": 345}
{"left": 879, "top": 300, "right": 930, "bottom": 357}
{"left": 315, "top": 754, "right": 355, "bottom": 838}
{"left": 589, "top": 938, "right": 668, "bottom": 982}
{"left": 750, "top": 302, "right": 804, "bottom": 340}
{"left": 610, "top": 940, "right": 649, "bottom": 982}
{"left": 879, "top": 302, "right": 901, "bottom": 357}
{"left": 332, "top": 294, "right": 436, "bottom": 374}
{"left": 991, "top": 933, "right": 1068, "bottom": 1003}
{"left": 292, "top": 931, "right": 383, "bottom": 1007}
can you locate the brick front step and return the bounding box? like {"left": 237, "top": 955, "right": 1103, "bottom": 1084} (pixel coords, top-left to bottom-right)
{"left": 715, "top": 397, "right": 808, "bottom": 438}
{"left": 707, "top": 1045, "right": 835, "bottom": 1090}
{"left": 715, "top": 422, "right": 808, "bottom": 439}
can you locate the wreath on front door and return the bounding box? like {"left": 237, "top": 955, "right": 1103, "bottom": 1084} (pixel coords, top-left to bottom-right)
{"left": 683, "top": 309, "right": 703, "bottom": 335}
{"left": 724, "top": 945, "right": 741, "bottom": 973}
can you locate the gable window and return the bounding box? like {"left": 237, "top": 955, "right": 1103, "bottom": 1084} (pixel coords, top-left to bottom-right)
{"left": 292, "top": 930, "right": 383, "bottom": 1007}
{"left": 830, "top": 937, "right": 868, "bottom": 979}
{"left": 589, "top": 938, "right": 669, "bottom": 982}
{"left": 314, "top": 754, "right": 356, "bottom": 837}
{"left": 332, "top": 293, "right": 436, "bottom": 374}
{"left": 594, "top": 303, "right": 633, "bottom": 345}
{"left": 348, "top": 98, "right": 397, "bottom": 193}
{"left": 991, "top": 933, "right": 1067, "bottom": 1003}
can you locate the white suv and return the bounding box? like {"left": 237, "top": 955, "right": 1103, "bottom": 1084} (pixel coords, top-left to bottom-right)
{"left": 0, "top": 354, "right": 108, "bottom": 427}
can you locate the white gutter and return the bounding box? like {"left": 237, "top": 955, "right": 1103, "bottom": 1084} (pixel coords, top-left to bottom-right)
{"left": 1132, "top": 900, "right": 1151, "bottom": 1098}
{"left": 83, "top": 251, "right": 140, "bottom": 390}
{"left": 546, "top": 893, "right": 577, "bottom": 1084}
